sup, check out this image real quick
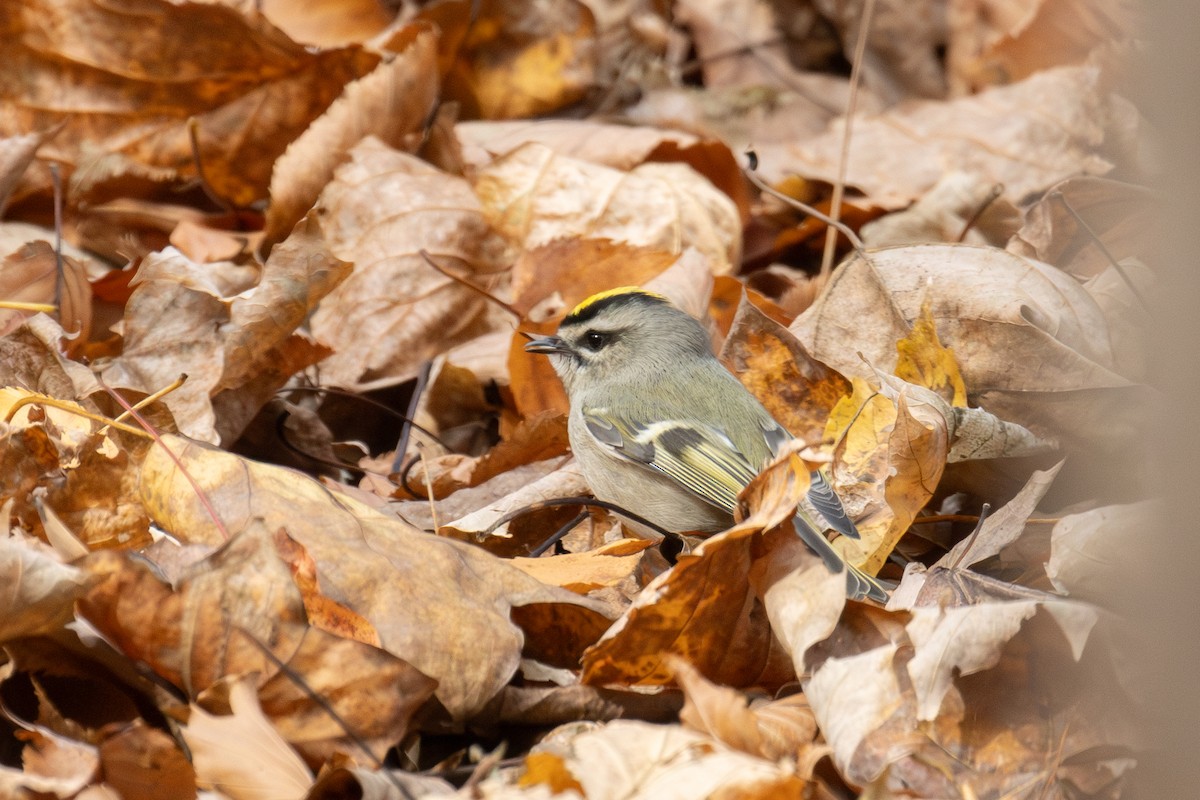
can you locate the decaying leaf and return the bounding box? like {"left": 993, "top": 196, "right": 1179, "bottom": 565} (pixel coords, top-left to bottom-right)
{"left": 474, "top": 142, "right": 741, "bottom": 274}
{"left": 308, "top": 138, "right": 514, "bottom": 390}
{"left": 131, "top": 434, "right": 612, "bottom": 718}
{"left": 757, "top": 66, "right": 1117, "bottom": 208}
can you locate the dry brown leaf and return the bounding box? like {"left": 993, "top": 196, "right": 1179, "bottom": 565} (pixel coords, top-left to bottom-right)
{"left": 0, "top": 0, "right": 381, "bottom": 206}
{"left": 719, "top": 294, "right": 851, "bottom": 446}
{"left": 474, "top": 142, "right": 741, "bottom": 274}
{"left": 263, "top": 24, "right": 440, "bottom": 249}
{"left": 675, "top": 0, "right": 808, "bottom": 90}
{"left": 517, "top": 720, "right": 808, "bottom": 799}
{"left": 0, "top": 242, "right": 91, "bottom": 349}
{"left": 79, "top": 524, "right": 437, "bottom": 760}
{"left": 308, "top": 138, "right": 513, "bottom": 390}
{"left": 420, "top": 0, "right": 596, "bottom": 119}
{"left": 948, "top": 0, "right": 1137, "bottom": 92}
{"left": 1047, "top": 500, "right": 1153, "bottom": 603}
{"left": 512, "top": 539, "right": 655, "bottom": 594}
{"left": 131, "top": 434, "right": 611, "bottom": 718}
{"left": 183, "top": 676, "right": 313, "bottom": 800}
{"left": 859, "top": 171, "right": 1021, "bottom": 248}
{"left": 0, "top": 536, "right": 85, "bottom": 643}
{"left": 936, "top": 461, "right": 1064, "bottom": 571}
{"left": 673, "top": 658, "right": 822, "bottom": 764}
{"left": 0, "top": 130, "right": 55, "bottom": 211}
{"left": 793, "top": 244, "right": 1137, "bottom": 457}
{"left": 1008, "top": 175, "right": 1156, "bottom": 280}
{"left": 231, "top": 0, "right": 394, "bottom": 47}
{"left": 812, "top": 0, "right": 948, "bottom": 102}
{"left": 906, "top": 599, "right": 1097, "bottom": 720}
{"left": 97, "top": 722, "right": 195, "bottom": 800}
{"left": 805, "top": 644, "right": 905, "bottom": 779}
{"left": 17, "top": 727, "right": 99, "bottom": 799}
{"left": 510, "top": 238, "right": 680, "bottom": 318}
{"left": 757, "top": 65, "right": 1116, "bottom": 208}
{"left": 101, "top": 212, "right": 349, "bottom": 444}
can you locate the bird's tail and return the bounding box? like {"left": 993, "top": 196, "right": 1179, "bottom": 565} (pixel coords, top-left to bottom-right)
{"left": 791, "top": 512, "right": 889, "bottom": 603}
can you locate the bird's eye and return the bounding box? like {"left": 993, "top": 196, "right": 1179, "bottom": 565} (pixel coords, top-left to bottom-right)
{"left": 583, "top": 330, "right": 609, "bottom": 350}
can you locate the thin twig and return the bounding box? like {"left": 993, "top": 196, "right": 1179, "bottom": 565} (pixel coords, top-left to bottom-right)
{"left": 820, "top": 0, "right": 877, "bottom": 276}
{"left": 743, "top": 154, "right": 865, "bottom": 253}
{"left": 419, "top": 249, "right": 520, "bottom": 317}
{"left": 393, "top": 362, "right": 432, "bottom": 473}
{"left": 0, "top": 301, "right": 57, "bottom": 313}
{"left": 275, "top": 385, "right": 449, "bottom": 449}
{"left": 482, "top": 496, "right": 680, "bottom": 544}
{"left": 96, "top": 374, "right": 230, "bottom": 542}
{"left": 233, "top": 627, "right": 419, "bottom": 797}
{"left": 4, "top": 392, "right": 150, "bottom": 438}
{"left": 948, "top": 503, "right": 990, "bottom": 570}
{"left": 528, "top": 511, "right": 590, "bottom": 557}
{"left": 111, "top": 373, "right": 187, "bottom": 424}
{"left": 1050, "top": 190, "right": 1150, "bottom": 313}
{"left": 49, "top": 163, "right": 64, "bottom": 327}
{"left": 956, "top": 183, "right": 1004, "bottom": 243}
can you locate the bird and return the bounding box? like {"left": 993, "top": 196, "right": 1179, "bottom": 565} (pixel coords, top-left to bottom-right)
{"left": 524, "top": 286, "right": 888, "bottom": 602}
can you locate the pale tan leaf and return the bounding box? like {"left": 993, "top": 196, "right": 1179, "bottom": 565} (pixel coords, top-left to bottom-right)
{"left": 905, "top": 599, "right": 1097, "bottom": 720}
{"left": 522, "top": 720, "right": 807, "bottom": 799}
{"left": 757, "top": 66, "right": 1115, "bottom": 208}
{"left": 263, "top": 24, "right": 440, "bottom": 248}
{"left": 308, "top": 138, "right": 514, "bottom": 390}
{"left": 0, "top": 536, "right": 86, "bottom": 643}
{"left": 183, "top": 677, "right": 313, "bottom": 800}
{"left": 474, "top": 142, "right": 741, "bottom": 274}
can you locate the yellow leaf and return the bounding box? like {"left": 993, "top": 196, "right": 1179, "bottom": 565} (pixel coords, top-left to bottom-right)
{"left": 895, "top": 295, "right": 968, "bottom": 407}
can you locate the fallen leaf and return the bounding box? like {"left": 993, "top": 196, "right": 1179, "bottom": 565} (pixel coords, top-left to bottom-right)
{"left": 0, "top": 535, "right": 85, "bottom": 643}
{"left": 308, "top": 138, "right": 514, "bottom": 390}
{"left": 937, "top": 460, "right": 1065, "bottom": 570}
{"left": 420, "top": 0, "right": 596, "bottom": 119}
{"left": 474, "top": 142, "right": 741, "bottom": 274}
{"left": 948, "top": 0, "right": 1137, "bottom": 92}
{"left": 518, "top": 719, "right": 808, "bottom": 799}
{"left": 132, "top": 434, "right": 611, "bottom": 718}
{"left": 0, "top": 0, "right": 381, "bottom": 205}
{"left": 757, "top": 66, "right": 1116, "bottom": 208}
{"left": 719, "top": 293, "right": 851, "bottom": 446}
{"left": 673, "top": 657, "right": 823, "bottom": 764}
{"left": 101, "top": 212, "right": 350, "bottom": 444}
{"left": 182, "top": 676, "right": 312, "bottom": 800}
{"left": 263, "top": 24, "right": 440, "bottom": 249}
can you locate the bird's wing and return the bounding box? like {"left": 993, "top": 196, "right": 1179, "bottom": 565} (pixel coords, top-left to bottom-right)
{"left": 583, "top": 410, "right": 758, "bottom": 513}
{"left": 757, "top": 417, "right": 861, "bottom": 541}
{"left": 806, "top": 468, "right": 861, "bottom": 540}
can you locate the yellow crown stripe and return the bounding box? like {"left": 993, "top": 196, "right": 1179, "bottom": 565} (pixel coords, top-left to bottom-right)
{"left": 568, "top": 286, "right": 667, "bottom": 318}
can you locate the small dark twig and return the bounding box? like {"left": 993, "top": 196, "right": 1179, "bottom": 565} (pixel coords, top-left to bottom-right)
{"left": 949, "top": 502, "right": 991, "bottom": 570}
{"left": 743, "top": 151, "right": 866, "bottom": 254}
{"left": 393, "top": 362, "right": 432, "bottom": 473}
{"left": 528, "top": 511, "right": 590, "bottom": 557}
{"left": 419, "top": 249, "right": 520, "bottom": 318}
{"left": 234, "top": 627, "right": 418, "bottom": 798}
{"left": 1049, "top": 190, "right": 1150, "bottom": 313}
{"left": 482, "top": 497, "right": 681, "bottom": 544}
{"left": 955, "top": 183, "right": 1004, "bottom": 243}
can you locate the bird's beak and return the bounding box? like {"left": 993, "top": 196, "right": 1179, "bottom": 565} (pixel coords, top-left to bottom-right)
{"left": 524, "top": 335, "right": 572, "bottom": 355}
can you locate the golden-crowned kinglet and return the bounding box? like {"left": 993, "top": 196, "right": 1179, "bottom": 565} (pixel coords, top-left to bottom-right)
{"left": 525, "top": 287, "right": 887, "bottom": 602}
